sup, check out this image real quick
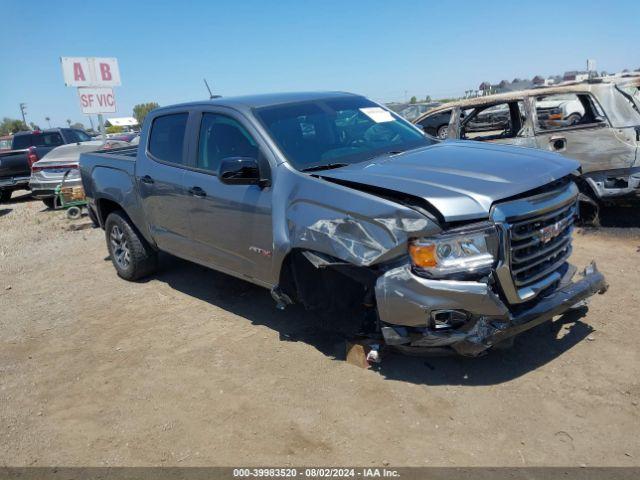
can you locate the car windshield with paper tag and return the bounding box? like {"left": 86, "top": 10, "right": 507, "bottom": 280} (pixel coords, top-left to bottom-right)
{"left": 255, "top": 97, "right": 433, "bottom": 171}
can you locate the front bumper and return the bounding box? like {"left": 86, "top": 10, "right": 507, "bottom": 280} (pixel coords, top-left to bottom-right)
{"left": 375, "top": 262, "right": 607, "bottom": 356}
{"left": 29, "top": 177, "right": 82, "bottom": 199}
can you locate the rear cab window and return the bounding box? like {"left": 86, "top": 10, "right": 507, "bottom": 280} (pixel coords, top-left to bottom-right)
{"left": 148, "top": 113, "right": 189, "bottom": 165}
{"left": 12, "top": 131, "right": 65, "bottom": 149}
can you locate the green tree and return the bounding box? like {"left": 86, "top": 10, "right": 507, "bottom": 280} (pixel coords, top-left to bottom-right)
{"left": 0, "top": 118, "right": 28, "bottom": 135}
{"left": 106, "top": 125, "right": 124, "bottom": 134}
{"left": 409, "top": 96, "right": 417, "bottom": 104}
{"left": 133, "top": 102, "right": 160, "bottom": 127}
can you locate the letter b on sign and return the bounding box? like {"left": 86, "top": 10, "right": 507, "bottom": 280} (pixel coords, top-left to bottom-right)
{"left": 100, "top": 63, "right": 112, "bottom": 81}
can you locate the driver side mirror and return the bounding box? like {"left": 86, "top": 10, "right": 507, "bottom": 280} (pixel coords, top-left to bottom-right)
{"left": 218, "top": 157, "right": 268, "bottom": 187}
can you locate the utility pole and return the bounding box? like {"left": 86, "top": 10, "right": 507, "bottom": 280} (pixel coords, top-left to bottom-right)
{"left": 19, "top": 103, "right": 31, "bottom": 130}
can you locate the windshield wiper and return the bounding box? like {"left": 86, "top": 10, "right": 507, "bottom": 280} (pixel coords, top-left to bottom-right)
{"left": 301, "top": 163, "right": 349, "bottom": 172}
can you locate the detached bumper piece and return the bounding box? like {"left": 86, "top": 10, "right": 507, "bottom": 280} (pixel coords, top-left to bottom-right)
{"left": 377, "top": 262, "right": 607, "bottom": 356}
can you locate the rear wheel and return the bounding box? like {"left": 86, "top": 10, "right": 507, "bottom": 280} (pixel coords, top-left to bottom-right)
{"left": 105, "top": 211, "right": 158, "bottom": 280}
{"left": 42, "top": 197, "right": 56, "bottom": 209}
{"left": 0, "top": 190, "right": 12, "bottom": 203}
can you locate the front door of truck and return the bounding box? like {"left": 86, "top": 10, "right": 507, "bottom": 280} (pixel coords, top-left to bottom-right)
{"left": 182, "top": 110, "right": 274, "bottom": 285}
{"left": 137, "top": 111, "right": 196, "bottom": 256}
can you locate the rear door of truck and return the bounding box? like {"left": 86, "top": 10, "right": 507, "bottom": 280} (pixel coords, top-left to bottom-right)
{"left": 135, "top": 111, "right": 196, "bottom": 255}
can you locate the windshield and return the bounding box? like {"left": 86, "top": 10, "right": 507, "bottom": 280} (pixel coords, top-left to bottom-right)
{"left": 255, "top": 97, "right": 433, "bottom": 171}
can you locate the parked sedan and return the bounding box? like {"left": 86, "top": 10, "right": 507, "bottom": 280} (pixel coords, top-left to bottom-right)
{"left": 30, "top": 140, "right": 128, "bottom": 208}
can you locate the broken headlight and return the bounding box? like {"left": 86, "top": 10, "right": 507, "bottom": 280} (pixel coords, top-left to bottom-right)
{"left": 409, "top": 224, "right": 498, "bottom": 278}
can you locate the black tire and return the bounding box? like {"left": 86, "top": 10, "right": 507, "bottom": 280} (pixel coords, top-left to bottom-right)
{"left": 436, "top": 124, "right": 449, "bottom": 139}
{"left": 105, "top": 210, "right": 158, "bottom": 281}
{"left": 66, "top": 206, "right": 82, "bottom": 220}
{"left": 42, "top": 197, "right": 56, "bottom": 209}
{"left": 566, "top": 113, "right": 582, "bottom": 125}
{"left": 0, "top": 190, "right": 12, "bottom": 203}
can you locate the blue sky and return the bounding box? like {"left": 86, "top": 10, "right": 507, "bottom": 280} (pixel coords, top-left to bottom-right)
{"left": 1, "top": 0, "right": 638, "bottom": 129}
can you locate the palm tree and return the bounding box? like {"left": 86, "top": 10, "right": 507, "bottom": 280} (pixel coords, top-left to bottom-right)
{"left": 66, "top": 119, "right": 72, "bottom": 127}
{"left": 45, "top": 116, "right": 51, "bottom": 128}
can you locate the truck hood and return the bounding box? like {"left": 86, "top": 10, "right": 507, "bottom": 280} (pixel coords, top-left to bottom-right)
{"left": 317, "top": 141, "right": 580, "bottom": 222}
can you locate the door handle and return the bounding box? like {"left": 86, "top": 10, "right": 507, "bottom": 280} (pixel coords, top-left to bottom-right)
{"left": 188, "top": 186, "right": 206, "bottom": 197}
{"left": 140, "top": 175, "right": 154, "bottom": 184}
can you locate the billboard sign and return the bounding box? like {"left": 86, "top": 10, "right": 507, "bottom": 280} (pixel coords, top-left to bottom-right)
{"left": 78, "top": 87, "right": 116, "bottom": 114}
{"left": 61, "top": 57, "right": 121, "bottom": 87}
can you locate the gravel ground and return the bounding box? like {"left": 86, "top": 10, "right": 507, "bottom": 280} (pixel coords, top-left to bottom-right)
{"left": 1, "top": 192, "right": 639, "bottom": 467}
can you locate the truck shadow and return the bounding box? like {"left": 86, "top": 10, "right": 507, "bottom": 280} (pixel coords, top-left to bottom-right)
{"left": 3, "top": 191, "right": 35, "bottom": 205}
{"left": 598, "top": 206, "right": 640, "bottom": 228}
{"left": 0, "top": 208, "right": 11, "bottom": 218}
{"left": 150, "top": 253, "right": 593, "bottom": 386}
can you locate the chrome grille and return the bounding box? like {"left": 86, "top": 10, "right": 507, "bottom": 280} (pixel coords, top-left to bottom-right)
{"left": 491, "top": 180, "right": 578, "bottom": 304}
{"left": 509, "top": 201, "right": 576, "bottom": 288}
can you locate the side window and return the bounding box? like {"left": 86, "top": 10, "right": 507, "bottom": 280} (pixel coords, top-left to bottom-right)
{"left": 197, "top": 113, "right": 258, "bottom": 173}
{"left": 460, "top": 101, "right": 525, "bottom": 141}
{"left": 148, "top": 113, "right": 188, "bottom": 165}
{"left": 535, "top": 93, "right": 604, "bottom": 131}
{"left": 42, "top": 132, "right": 64, "bottom": 146}
{"left": 68, "top": 129, "right": 91, "bottom": 142}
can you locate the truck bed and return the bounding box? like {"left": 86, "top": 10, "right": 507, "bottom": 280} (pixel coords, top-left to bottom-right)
{"left": 80, "top": 146, "right": 138, "bottom": 172}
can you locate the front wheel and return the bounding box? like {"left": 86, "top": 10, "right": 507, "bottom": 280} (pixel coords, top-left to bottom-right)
{"left": 436, "top": 124, "right": 449, "bottom": 139}
{"left": 105, "top": 210, "right": 158, "bottom": 280}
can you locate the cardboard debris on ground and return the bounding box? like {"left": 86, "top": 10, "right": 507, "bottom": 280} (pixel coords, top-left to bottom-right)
{"left": 345, "top": 338, "right": 382, "bottom": 368}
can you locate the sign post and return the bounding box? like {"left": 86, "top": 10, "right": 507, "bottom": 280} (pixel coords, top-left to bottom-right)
{"left": 60, "top": 57, "right": 121, "bottom": 141}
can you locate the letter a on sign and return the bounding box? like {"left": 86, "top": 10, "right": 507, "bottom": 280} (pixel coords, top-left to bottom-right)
{"left": 73, "top": 63, "right": 86, "bottom": 82}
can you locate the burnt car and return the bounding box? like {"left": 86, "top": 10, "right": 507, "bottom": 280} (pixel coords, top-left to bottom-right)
{"left": 414, "top": 77, "right": 640, "bottom": 221}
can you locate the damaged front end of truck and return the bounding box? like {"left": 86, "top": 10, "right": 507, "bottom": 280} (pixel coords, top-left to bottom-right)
{"left": 274, "top": 169, "right": 608, "bottom": 358}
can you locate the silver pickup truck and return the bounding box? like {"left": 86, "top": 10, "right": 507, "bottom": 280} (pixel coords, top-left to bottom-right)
{"left": 79, "top": 92, "right": 607, "bottom": 356}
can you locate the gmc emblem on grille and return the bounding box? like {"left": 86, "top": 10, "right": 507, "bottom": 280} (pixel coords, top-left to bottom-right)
{"left": 538, "top": 221, "right": 563, "bottom": 244}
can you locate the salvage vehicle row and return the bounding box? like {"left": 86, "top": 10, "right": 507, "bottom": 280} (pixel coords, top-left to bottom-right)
{"left": 414, "top": 77, "right": 640, "bottom": 222}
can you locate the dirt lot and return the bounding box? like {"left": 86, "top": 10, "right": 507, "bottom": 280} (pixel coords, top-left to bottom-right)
{"left": 1, "top": 192, "right": 639, "bottom": 467}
